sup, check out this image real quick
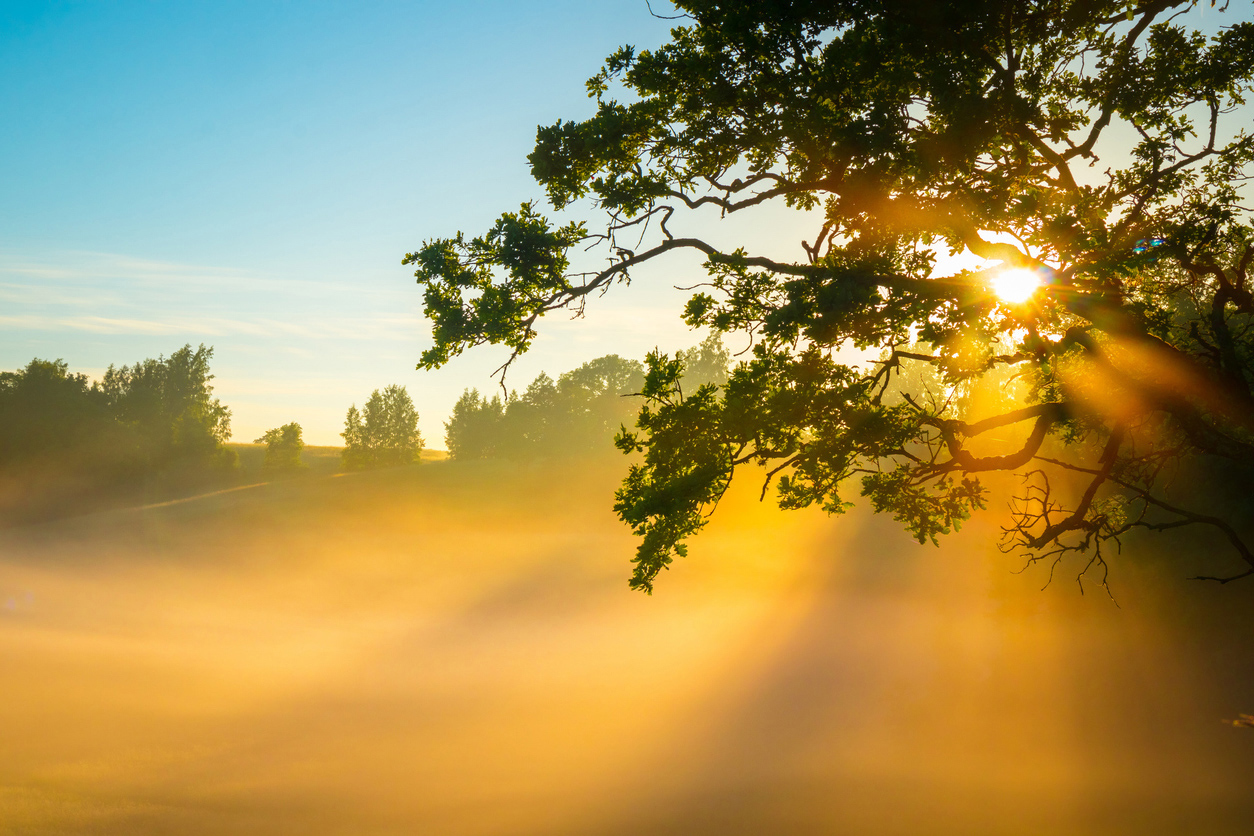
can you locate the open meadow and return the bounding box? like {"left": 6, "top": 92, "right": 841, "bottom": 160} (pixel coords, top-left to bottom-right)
{"left": 1, "top": 458, "right": 1252, "bottom": 835}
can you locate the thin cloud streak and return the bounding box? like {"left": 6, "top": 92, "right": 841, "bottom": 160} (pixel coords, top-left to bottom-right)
{"left": 0, "top": 313, "right": 427, "bottom": 341}
{"left": 0, "top": 249, "right": 415, "bottom": 300}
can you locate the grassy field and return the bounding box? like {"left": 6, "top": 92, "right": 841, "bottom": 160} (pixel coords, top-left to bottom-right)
{"left": 0, "top": 458, "right": 1251, "bottom": 835}
{"left": 228, "top": 443, "right": 448, "bottom": 480}
{"left": 0, "top": 445, "right": 445, "bottom": 529}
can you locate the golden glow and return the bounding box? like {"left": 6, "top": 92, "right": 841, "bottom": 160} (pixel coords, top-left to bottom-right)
{"left": 1, "top": 461, "right": 1251, "bottom": 834}
{"left": 991, "top": 268, "right": 1042, "bottom": 304}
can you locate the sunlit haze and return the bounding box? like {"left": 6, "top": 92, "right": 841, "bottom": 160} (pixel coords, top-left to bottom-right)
{"left": 2, "top": 464, "right": 1252, "bottom": 834}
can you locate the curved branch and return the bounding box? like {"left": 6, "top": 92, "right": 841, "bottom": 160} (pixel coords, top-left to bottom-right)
{"left": 1022, "top": 429, "right": 1124, "bottom": 548}
{"left": 1038, "top": 451, "right": 1254, "bottom": 583}
{"left": 913, "top": 404, "right": 1062, "bottom": 477}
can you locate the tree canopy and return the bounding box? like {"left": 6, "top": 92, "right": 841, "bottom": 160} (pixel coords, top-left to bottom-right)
{"left": 100, "top": 344, "right": 236, "bottom": 480}
{"left": 0, "top": 345, "right": 236, "bottom": 481}
{"left": 0, "top": 345, "right": 237, "bottom": 521}
{"left": 407, "top": 1, "right": 1254, "bottom": 592}
{"left": 342, "top": 385, "right": 423, "bottom": 470}
{"left": 445, "top": 337, "right": 729, "bottom": 461}
{"left": 255, "top": 422, "right": 307, "bottom": 474}
{"left": 445, "top": 354, "right": 645, "bottom": 461}
{"left": 0, "top": 359, "right": 115, "bottom": 470}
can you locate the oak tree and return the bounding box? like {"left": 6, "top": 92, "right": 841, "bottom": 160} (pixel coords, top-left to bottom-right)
{"left": 407, "top": 1, "right": 1254, "bottom": 592}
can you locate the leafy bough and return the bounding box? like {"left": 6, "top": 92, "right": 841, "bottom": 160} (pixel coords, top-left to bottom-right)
{"left": 407, "top": 1, "right": 1254, "bottom": 592}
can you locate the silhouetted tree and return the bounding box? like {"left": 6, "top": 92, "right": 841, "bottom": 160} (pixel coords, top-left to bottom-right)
{"left": 99, "top": 343, "right": 236, "bottom": 485}
{"left": 0, "top": 346, "right": 237, "bottom": 521}
{"left": 445, "top": 389, "right": 505, "bottom": 460}
{"left": 408, "top": 2, "right": 1254, "bottom": 592}
{"left": 255, "top": 422, "right": 306, "bottom": 475}
{"left": 503, "top": 372, "right": 562, "bottom": 457}
{"left": 342, "top": 385, "right": 423, "bottom": 469}
{"left": 676, "top": 333, "right": 731, "bottom": 393}
{"left": 444, "top": 354, "right": 650, "bottom": 460}
{"left": 0, "top": 359, "right": 114, "bottom": 468}
{"left": 553, "top": 354, "right": 646, "bottom": 455}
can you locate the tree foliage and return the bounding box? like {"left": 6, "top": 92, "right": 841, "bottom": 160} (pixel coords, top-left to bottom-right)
{"left": 0, "top": 359, "right": 116, "bottom": 470}
{"left": 100, "top": 344, "right": 236, "bottom": 480}
{"left": 0, "top": 346, "right": 237, "bottom": 518}
{"left": 445, "top": 338, "right": 729, "bottom": 461}
{"left": 446, "top": 389, "right": 507, "bottom": 460}
{"left": 342, "top": 385, "right": 423, "bottom": 470}
{"left": 446, "top": 354, "right": 644, "bottom": 460}
{"left": 255, "top": 422, "right": 307, "bottom": 474}
{"left": 408, "top": 1, "right": 1254, "bottom": 592}
{"left": 676, "top": 331, "right": 733, "bottom": 392}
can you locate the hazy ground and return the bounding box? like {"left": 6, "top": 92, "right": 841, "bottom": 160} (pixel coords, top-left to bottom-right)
{"left": 229, "top": 443, "right": 450, "bottom": 479}
{"left": 0, "top": 458, "right": 1251, "bottom": 835}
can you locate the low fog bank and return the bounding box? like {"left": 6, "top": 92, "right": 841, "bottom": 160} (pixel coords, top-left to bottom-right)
{"left": 0, "top": 460, "right": 1251, "bottom": 835}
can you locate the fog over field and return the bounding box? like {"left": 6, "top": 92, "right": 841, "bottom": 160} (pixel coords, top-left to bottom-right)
{"left": 1, "top": 460, "right": 1250, "bottom": 835}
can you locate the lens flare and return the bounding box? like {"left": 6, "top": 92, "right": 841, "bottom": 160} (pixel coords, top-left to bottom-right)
{"left": 991, "top": 268, "right": 1042, "bottom": 304}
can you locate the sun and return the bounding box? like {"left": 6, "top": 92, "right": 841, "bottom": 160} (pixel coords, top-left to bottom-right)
{"left": 991, "top": 268, "right": 1042, "bottom": 304}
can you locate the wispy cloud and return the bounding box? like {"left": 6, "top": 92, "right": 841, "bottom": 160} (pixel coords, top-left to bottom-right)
{"left": 0, "top": 249, "right": 427, "bottom": 341}
{"left": 0, "top": 249, "right": 414, "bottom": 301}
{"left": 0, "top": 315, "right": 186, "bottom": 335}
{"left": 0, "top": 313, "right": 428, "bottom": 340}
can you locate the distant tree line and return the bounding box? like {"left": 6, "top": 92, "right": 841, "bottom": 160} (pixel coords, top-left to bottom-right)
{"left": 0, "top": 341, "right": 431, "bottom": 505}
{"left": 0, "top": 334, "right": 724, "bottom": 521}
{"left": 445, "top": 334, "right": 730, "bottom": 461}
{"left": 0, "top": 345, "right": 237, "bottom": 518}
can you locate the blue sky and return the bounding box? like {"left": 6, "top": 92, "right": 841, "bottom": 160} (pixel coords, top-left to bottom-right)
{"left": 7, "top": 3, "right": 1243, "bottom": 446}
{"left": 0, "top": 0, "right": 705, "bottom": 445}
